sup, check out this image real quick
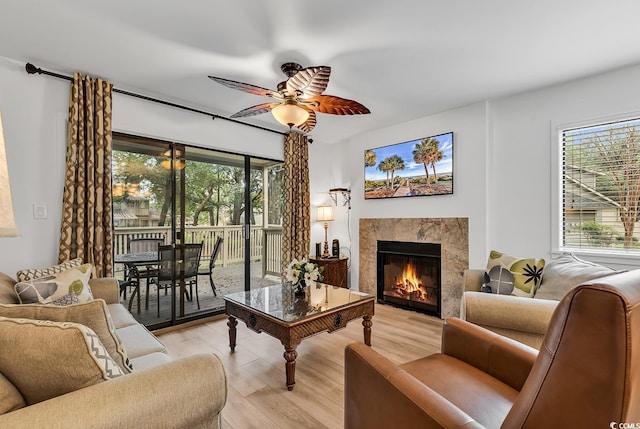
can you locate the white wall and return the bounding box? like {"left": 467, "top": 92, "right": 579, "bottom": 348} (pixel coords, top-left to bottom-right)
{"left": 308, "top": 140, "right": 353, "bottom": 278}
{"left": 4, "top": 52, "right": 640, "bottom": 278}
{"left": 316, "top": 62, "right": 640, "bottom": 290}
{"left": 113, "top": 95, "right": 283, "bottom": 159}
{"left": 318, "top": 102, "right": 489, "bottom": 288}
{"left": 0, "top": 57, "right": 69, "bottom": 275}
{"left": 489, "top": 63, "right": 640, "bottom": 270}
{"left": 0, "top": 56, "right": 283, "bottom": 275}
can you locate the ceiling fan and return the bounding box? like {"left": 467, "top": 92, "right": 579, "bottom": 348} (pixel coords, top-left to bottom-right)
{"left": 208, "top": 62, "right": 370, "bottom": 132}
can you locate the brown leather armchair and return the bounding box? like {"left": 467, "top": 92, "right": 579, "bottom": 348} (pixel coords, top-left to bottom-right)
{"left": 345, "top": 270, "right": 640, "bottom": 428}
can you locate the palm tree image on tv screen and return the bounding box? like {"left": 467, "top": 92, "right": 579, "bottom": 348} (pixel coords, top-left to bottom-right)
{"left": 364, "top": 132, "right": 453, "bottom": 199}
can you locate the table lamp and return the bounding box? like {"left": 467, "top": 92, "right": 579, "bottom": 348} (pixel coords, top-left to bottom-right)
{"left": 316, "top": 205, "right": 334, "bottom": 257}
{"left": 0, "top": 111, "right": 19, "bottom": 237}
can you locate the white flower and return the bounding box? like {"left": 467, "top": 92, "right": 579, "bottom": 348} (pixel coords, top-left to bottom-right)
{"left": 286, "top": 258, "right": 322, "bottom": 285}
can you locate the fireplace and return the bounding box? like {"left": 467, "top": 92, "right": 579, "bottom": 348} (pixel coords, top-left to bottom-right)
{"left": 360, "top": 218, "right": 468, "bottom": 319}
{"left": 376, "top": 240, "right": 441, "bottom": 317}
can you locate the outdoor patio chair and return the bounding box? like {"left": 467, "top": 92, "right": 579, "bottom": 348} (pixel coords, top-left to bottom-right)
{"left": 151, "top": 242, "right": 203, "bottom": 317}
{"left": 198, "top": 236, "right": 223, "bottom": 297}
{"left": 117, "top": 264, "right": 140, "bottom": 303}
{"left": 128, "top": 237, "right": 165, "bottom": 253}
{"left": 128, "top": 237, "right": 164, "bottom": 309}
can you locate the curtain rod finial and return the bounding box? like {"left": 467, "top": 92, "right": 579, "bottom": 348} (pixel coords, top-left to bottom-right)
{"left": 25, "top": 63, "right": 40, "bottom": 75}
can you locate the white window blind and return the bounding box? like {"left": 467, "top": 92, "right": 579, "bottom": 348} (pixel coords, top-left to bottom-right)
{"left": 561, "top": 117, "right": 640, "bottom": 253}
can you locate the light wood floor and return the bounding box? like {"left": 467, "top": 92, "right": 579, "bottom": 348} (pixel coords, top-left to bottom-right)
{"left": 156, "top": 303, "right": 443, "bottom": 429}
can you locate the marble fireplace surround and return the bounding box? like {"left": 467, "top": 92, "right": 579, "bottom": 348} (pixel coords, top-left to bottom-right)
{"left": 359, "top": 218, "right": 469, "bottom": 319}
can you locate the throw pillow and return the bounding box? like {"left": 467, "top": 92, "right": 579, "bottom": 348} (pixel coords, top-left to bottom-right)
{"left": 534, "top": 253, "right": 618, "bottom": 301}
{"left": 0, "top": 372, "right": 25, "bottom": 414}
{"left": 0, "top": 300, "right": 133, "bottom": 373}
{"left": 0, "top": 316, "right": 124, "bottom": 405}
{"left": 0, "top": 272, "right": 18, "bottom": 305}
{"left": 50, "top": 293, "right": 81, "bottom": 306}
{"left": 16, "top": 258, "right": 83, "bottom": 282}
{"left": 14, "top": 263, "right": 94, "bottom": 305}
{"left": 482, "top": 250, "right": 545, "bottom": 297}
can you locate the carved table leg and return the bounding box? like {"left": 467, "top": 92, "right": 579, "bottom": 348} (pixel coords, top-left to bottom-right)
{"left": 363, "top": 315, "right": 373, "bottom": 346}
{"left": 227, "top": 316, "right": 237, "bottom": 352}
{"left": 284, "top": 346, "right": 298, "bottom": 391}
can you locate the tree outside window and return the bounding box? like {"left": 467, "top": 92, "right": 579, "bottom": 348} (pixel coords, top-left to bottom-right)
{"left": 562, "top": 118, "right": 640, "bottom": 252}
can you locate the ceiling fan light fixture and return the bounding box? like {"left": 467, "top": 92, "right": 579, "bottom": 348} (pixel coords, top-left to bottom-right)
{"left": 271, "top": 98, "right": 309, "bottom": 128}
{"left": 209, "top": 62, "right": 369, "bottom": 132}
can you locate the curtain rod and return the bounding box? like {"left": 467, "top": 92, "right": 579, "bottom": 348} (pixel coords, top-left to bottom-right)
{"left": 25, "top": 62, "right": 287, "bottom": 137}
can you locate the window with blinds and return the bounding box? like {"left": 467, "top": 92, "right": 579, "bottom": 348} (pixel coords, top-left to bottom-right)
{"left": 561, "top": 117, "right": 640, "bottom": 253}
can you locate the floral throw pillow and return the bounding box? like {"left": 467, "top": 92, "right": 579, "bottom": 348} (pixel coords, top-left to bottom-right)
{"left": 14, "top": 264, "right": 94, "bottom": 305}
{"left": 481, "top": 250, "right": 545, "bottom": 297}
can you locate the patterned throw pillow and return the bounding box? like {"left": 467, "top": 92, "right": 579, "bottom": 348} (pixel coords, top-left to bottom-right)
{"left": 50, "top": 293, "right": 81, "bottom": 306}
{"left": 481, "top": 250, "right": 545, "bottom": 297}
{"left": 14, "top": 264, "right": 94, "bottom": 305}
{"left": 16, "top": 258, "right": 83, "bottom": 282}
{"left": 0, "top": 300, "right": 133, "bottom": 373}
{"left": 0, "top": 316, "right": 124, "bottom": 405}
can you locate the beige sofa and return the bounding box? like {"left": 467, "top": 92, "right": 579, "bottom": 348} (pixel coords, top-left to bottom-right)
{"left": 0, "top": 273, "right": 227, "bottom": 429}
{"left": 461, "top": 253, "right": 617, "bottom": 349}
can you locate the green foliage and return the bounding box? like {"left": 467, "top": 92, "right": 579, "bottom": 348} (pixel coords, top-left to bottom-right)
{"left": 112, "top": 149, "right": 279, "bottom": 227}
{"left": 575, "top": 221, "right": 621, "bottom": 247}
{"left": 413, "top": 137, "right": 444, "bottom": 183}
{"left": 379, "top": 154, "right": 405, "bottom": 189}
{"left": 364, "top": 149, "right": 377, "bottom": 167}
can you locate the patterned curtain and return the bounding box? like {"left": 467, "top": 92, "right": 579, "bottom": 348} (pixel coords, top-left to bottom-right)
{"left": 58, "top": 73, "right": 114, "bottom": 277}
{"left": 281, "top": 131, "right": 311, "bottom": 270}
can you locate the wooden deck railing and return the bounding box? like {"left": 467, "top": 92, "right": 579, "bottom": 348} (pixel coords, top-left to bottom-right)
{"left": 262, "top": 227, "right": 283, "bottom": 277}
{"left": 114, "top": 225, "right": 282, "bottom": 271}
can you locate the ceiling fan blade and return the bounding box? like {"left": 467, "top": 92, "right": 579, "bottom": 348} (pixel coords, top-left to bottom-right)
{"left": 208, "top": 75, "right": 281, "bottom": 99}
{"left": 305, "top": 95, "right": 370, "bottom": 115}
{"left": 230, "top": 102, "right": 279, "bottom": 118}
{"left": 286, "top": 66, "right": 331, "bottom": 99}
{"left": 296, "top": 110, "right": 317, "bottom": 132}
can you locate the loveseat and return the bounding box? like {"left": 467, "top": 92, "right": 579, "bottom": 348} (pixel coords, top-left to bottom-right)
{"left": 461, "top": 253, "right": 617, "bottom": 348}
{"left": 0, "top": 271, "right": 227, "bottom": 429}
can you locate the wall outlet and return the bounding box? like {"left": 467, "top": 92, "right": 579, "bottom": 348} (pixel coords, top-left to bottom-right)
{"left": 33, "top": 203, "right": 48, "bottom": 220}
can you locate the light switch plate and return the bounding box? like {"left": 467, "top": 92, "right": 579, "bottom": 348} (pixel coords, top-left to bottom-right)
{"left": 33, "top": 203, "right": 48, "bottom": 219}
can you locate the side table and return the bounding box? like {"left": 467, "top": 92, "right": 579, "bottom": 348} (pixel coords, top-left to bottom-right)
{"left": 310, "top": 256, "right": 348, "bottom": 288}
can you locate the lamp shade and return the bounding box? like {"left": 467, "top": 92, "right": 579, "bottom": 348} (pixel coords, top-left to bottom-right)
{"left": 316, "top": 205, "right": 334, "bottom": 222}
{"left": 0, "top": 111, "right": 19, "bottom": 237}
{"left": 271, "top": 100, "right": 310, "bottom": 128}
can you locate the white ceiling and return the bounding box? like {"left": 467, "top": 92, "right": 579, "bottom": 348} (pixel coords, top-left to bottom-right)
{"left": 2, "top": 0, "right": 640, "bottom": 144}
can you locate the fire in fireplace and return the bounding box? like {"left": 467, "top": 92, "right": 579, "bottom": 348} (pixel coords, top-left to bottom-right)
{"left": 377, "top": 240, "right": 441, "bottom": 317}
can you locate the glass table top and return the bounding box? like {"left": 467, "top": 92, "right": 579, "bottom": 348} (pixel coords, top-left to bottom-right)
{"left": 224, "top": 283, "right": 373, "bottom": 323}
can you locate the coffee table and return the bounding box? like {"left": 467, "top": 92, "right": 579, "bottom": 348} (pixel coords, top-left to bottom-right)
{"left": 224, "top": 283, "right": 375, "bottom": 390}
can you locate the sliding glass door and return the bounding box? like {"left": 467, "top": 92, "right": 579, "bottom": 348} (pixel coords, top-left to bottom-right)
{"left": 112, "top": 133, "right": 283, "bottom": 329}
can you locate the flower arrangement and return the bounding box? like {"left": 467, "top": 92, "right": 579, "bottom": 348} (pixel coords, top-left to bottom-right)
{"left": 285, "top": 258, "right": 324, "bottom": 288}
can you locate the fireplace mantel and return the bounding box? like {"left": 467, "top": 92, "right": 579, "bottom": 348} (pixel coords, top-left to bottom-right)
{"left": 359, "top": 218, "right": 469, "bottom": 319}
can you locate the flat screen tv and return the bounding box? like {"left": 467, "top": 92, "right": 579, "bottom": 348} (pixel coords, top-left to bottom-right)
{"left": 364, "top": 131, "right": 453, "bottom": 199}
